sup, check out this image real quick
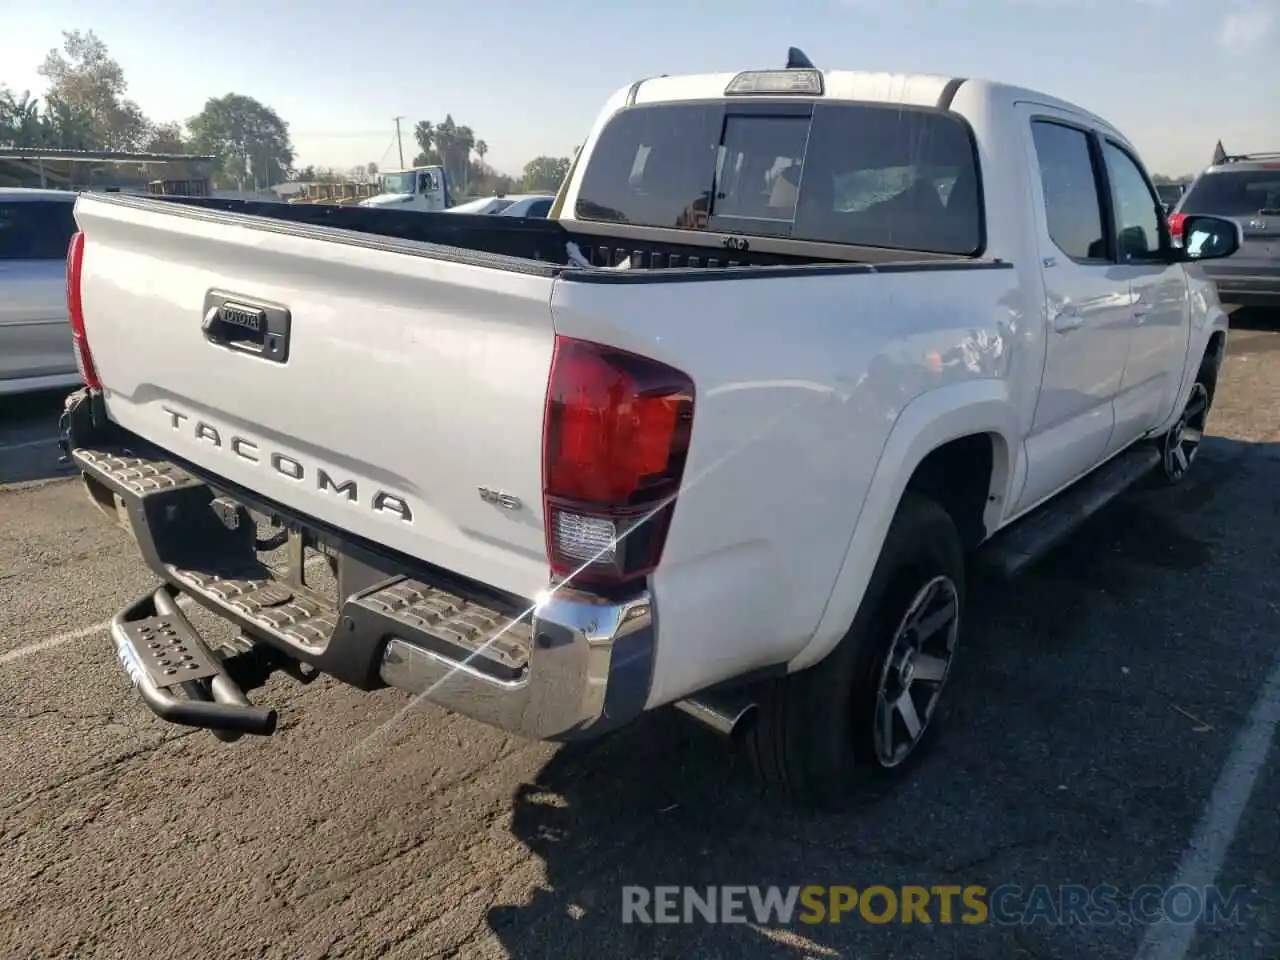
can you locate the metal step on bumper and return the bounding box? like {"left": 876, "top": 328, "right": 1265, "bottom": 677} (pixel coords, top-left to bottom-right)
{"left": 69, "top": 433, "right": 657, "bottom": 743}
{"left": 111, "top": 584, "right": 277, "bottom": 740}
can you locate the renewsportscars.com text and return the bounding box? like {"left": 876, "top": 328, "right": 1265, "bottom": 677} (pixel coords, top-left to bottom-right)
{"left": 621, "top": 884, "right": 1252, "bottom": 927}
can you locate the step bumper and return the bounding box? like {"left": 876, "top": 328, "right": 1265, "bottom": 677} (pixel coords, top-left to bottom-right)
{"left": 69, "top": 424, "right": 656, "bottom": 743}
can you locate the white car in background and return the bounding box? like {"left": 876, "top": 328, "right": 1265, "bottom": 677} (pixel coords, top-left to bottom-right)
{"left": 0, "top": 188, "right": 82, "bottom": 396}
{"left": 446, "top": 193, "right": 556, "bottom": 218}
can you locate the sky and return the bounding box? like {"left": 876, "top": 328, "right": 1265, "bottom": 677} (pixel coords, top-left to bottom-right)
{"left": 1, "top": 0, "right": 1276, "bottom": 179}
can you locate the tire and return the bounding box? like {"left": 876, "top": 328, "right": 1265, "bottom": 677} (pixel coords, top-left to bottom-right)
{"left": 1154, "top": 359, "right": 1215, "bottom": 485}
{"left": 744, "top": 493, "right": 965, "bottom": 810}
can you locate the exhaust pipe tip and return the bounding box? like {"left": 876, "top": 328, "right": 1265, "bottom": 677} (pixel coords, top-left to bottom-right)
{"left": 675, "top": 692, "right": 757, "bottom": 737}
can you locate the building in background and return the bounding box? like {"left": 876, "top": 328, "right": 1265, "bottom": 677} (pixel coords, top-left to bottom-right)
{"left": 0, "top": 147, "right": 218, "bottom": 194}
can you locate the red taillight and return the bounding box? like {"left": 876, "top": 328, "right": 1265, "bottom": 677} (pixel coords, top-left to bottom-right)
{"left": 66, "top": 231, "right": 101, "bottom": 389}
{"left": 542, "top": 336, "right": 694, "bottom": 586}
{"left": 1168, "top": 213, "right": 1186, "bottom": 240}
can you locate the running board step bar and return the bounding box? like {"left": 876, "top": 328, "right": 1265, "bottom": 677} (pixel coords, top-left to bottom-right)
{"left": 981, "top": 444, "right": 1161, "bottom": 578}
{"left": 111, "top": 585, "right": 278, "bottom": 739}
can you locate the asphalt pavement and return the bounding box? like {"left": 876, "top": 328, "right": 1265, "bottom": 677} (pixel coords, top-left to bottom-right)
{"left": 1, "top": 310, "right": 1277, "bottom": 960}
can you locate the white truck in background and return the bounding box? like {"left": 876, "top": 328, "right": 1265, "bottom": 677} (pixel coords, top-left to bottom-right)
{"left": 61, "top": 51, "right": 1243, "bottom": 809}
{"left": 357, "top": 164, "right": 453, "bottom": 211}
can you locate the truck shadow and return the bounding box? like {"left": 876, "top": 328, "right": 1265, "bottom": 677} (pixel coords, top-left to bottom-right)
{"left": 0, "top": 388, "right": 76, "bottom": 485}
{"left": 482, "top": 434, "right": 1276, "bottom": 959}
{"left": 1223, "top": 305, "right": 1280, "bottom": 333}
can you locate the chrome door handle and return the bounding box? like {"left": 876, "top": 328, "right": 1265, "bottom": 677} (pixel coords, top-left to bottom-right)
{"left": 1052, "top": 311, "right": 1084, "bottom": 333}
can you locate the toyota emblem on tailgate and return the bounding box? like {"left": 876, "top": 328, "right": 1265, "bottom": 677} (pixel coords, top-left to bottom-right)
{"left": 219, "top": 303, "right": 265, "bottom": 332}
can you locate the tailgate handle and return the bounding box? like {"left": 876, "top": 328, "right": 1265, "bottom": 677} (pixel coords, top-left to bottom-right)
{"left": 202, "top": 291, "right": 292, "bottom": 364}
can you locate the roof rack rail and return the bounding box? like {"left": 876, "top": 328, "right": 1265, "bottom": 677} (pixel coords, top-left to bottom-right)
{"left": 1222, "top": 151, "right": 1280, "bottom": 163}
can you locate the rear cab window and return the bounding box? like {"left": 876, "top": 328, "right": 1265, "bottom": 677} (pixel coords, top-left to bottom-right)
{"left": 573, "top": 99, "right": 984, "bottom": 256}
{"left": 0, "top": 200, "right": 79, "bottom": 261}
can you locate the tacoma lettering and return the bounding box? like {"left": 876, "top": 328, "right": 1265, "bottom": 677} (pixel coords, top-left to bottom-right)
{"left": 230, "top": 438, "right": 259, "bottom": 462}
{"left": 160, "top": 405, "right": 413, "bottom": 522}
{"left": 317, "top": 470, "right": 357, "bottom": 501}
{"left": 271, "top": 453, "right": 304, "bottom": 480}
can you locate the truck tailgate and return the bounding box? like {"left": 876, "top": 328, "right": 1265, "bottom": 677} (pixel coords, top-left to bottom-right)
{"left": 74, "top": 195, "right": 557, "bottom": 600}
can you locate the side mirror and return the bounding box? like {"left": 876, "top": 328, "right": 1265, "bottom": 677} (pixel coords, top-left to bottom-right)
{"left": 1179, "top": 214, "right": 1243, "bottom": 262}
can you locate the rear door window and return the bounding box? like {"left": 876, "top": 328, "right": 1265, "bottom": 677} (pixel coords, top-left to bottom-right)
{"left": 573, "top": 100, "right": 983, "bottom": 255}
{"left": 0, "top": 200, "right": 78, "bottom": 261}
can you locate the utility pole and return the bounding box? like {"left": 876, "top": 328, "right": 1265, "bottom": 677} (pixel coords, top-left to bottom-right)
{"left": 393, "top": 116, "right": 406, "bottom": 169}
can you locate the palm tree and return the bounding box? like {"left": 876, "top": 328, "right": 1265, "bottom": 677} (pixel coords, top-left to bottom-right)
{"left": 0, "top": 90, "right": 47, "bottom": 147}
{"left": 433, "top": 115, "right": 456, "bottom": 180}
{"left": 44, "top": 97, "right": 96, "bottom": 150}
{"left": 456, "top": 125, "right": 475, "bottom": 191}
{"left": 413, "top": 120, "right": 434, "bottom": 166}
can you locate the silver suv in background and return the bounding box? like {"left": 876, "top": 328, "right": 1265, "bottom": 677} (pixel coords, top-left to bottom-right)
{"left": 444, "top": 193, "right": 556, "bottom": 217}
{"left": 0, "top": 188, "right": 82, "bottom": 396}
{"left": 1170, "top": 153, "right": 1280, "bottom": 308}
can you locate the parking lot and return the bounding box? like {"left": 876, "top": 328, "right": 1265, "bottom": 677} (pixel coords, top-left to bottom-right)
{"left": 1, "top": 310, "right": 1277, "bottom": 960}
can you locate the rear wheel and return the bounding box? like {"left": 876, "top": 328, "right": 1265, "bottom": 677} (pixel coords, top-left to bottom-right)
{"left": 744, "top": 493, "right": 964, "bottom": 809}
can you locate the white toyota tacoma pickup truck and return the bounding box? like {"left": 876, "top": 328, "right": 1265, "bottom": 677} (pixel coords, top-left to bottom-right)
{"left": 60, "top": 53, "right": 1243, "bottom": 808}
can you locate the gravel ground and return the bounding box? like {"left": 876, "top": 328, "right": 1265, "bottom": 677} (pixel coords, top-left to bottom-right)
{"left": 1, "top": 309, "right": 1277, "bottom": 960}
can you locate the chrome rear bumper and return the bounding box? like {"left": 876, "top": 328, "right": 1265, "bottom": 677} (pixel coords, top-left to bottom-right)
{"left": 380, "top": 589, "right": 655, "bottom": 741}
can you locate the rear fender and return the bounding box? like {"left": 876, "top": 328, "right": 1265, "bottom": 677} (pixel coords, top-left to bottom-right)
{"left": 1149, "top": 286, "right": 1230, "bottom": 437}
{"left": 787, "top": 378, "right": 1019, "bottom": 673}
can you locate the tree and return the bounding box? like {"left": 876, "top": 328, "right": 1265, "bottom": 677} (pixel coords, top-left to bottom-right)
{"left": 37, "top": 30, "right": 149, "bottom": 150}
{"left": 411, "top": 120, "right": 439, "bottom": 168}
{"left": 409, "top": 114, "right": 477, "bottom": 188}
{"left": 1, "top": 88, "right": 47, "bottom": 147}
{"left": 523, "top": 156, "right": 571, "bottom": 193}
{"left": 188, "top": 93, "right": 294, "bottom": 190}
{"left": 0, "top": 86, "right": 98, "bottom": 150}
{"left": 1152, "top": 172, "right": 1195, "bottom": 185}
{"left": 475, "top": 140, "right": 487, "bottom": 166}
{"left": 430, "top": 114, "right": 475, "bottom": 189}
{"left": 453, "top": 122, "right": 476, "bottom": 190}
{"left": 144, "top": 121, "right": 187, "bottom": 154}
{"left": 367, "top": 161, "right": 378, "bottom": 176}
{"left": 42, "top": 97, "right": 97, "bottom": 150}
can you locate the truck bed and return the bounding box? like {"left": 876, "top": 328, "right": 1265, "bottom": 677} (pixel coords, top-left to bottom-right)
{"left": 147, "top": 194, "right": 835, "bottom": 272}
